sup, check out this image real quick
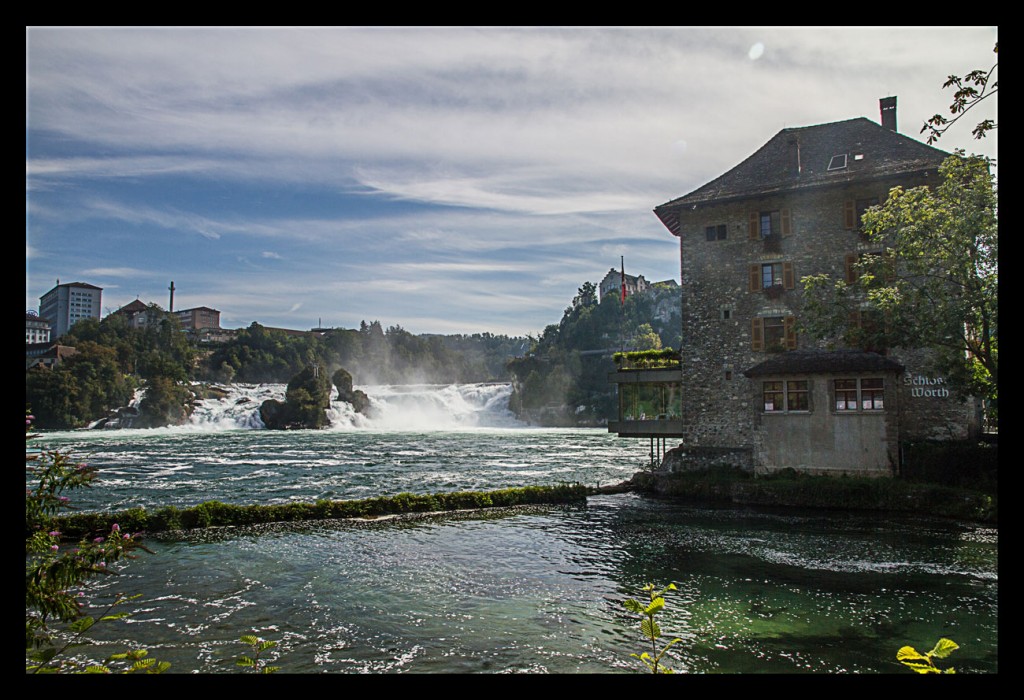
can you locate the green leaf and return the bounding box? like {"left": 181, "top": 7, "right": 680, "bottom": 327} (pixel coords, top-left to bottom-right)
{"left": 237, "top": 656, "right": 255, "bottom": 667}
{"left": 623, "top": 599, "right": 644, "bottom": 614}
{"left": 84, "top": 665, "right": 111, "bottom": 673}
{"left": 896, "top": 646, "right": 929, "bottom": 662}
{"left": 929, "top": 638, "right": 959, "bottom": 658}
{"left": 239, "top": 635, "right": 259, "bottom": 645}
{"left": 99, "top": 612, "right": 132, "bottom": 621}
{"left": 641, "top": 618, "right": 660, "bottom": 640}
{"left": 69, "top": 616, "right": 96, "bottom": 633}
{"left": 257, "top": 640, "right": 277, "bottom": 652}
{"left": 644, "top": 597, "right": 665, "bottom": 616}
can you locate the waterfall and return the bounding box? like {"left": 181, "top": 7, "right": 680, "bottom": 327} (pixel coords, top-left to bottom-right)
{"left": 187, "top": 382, "right": 521, "bottom": 431}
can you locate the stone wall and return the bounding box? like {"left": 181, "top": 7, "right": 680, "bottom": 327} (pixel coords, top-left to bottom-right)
{"left": 661, "top": 445, "right": 753, "bottom": 473}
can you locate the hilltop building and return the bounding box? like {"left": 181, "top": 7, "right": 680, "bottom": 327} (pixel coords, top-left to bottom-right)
{"left": 25, "top": 312, "right": 51, "bottom": 344}
{"left": 609, "top": 97, "right": 980, "bottom": 476}
{"left": 38, "top": 281, "right": 102, "bottom": 340}
{"left": 598, "top": 268, "right": 649, "bottom": 303}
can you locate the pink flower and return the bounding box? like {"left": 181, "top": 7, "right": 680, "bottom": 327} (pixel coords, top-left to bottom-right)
{"left": 93, "top": 537, "right": 105, "bottom": 543}
{"left": 51, "top": 545, "right": 59, "bottom": 551}
{"left": 111, "top": 523, "right": 120, "bottom": 532}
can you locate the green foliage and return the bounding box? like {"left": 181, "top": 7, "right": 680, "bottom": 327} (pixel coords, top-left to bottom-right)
{"left": 897, "top": 638, "right": 959, "bottom": 674}
{"left": 51, "top": 484, "right": 594, "bottom": 537}
{"left": 921, "top": 42, "right": 997, "bottom": 144}
{"left": 623, "top": 583, "right": 683, "bottom": 674}
{"left": 801, "top": 153, "right": 997, "bottom": 406}
{"left": 136, "top": 375, "right": 194, "bottom": 428}
{"left": 25, "top": 415, "right": 167, "bottom": 673}
{"left": 237, "top": 635, "right": 280, "bottom": 674}
{"left": 613, "top": 348, "right": 680, "bottom": 370}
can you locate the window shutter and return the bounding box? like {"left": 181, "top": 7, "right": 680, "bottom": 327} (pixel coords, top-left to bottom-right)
{"left": 749, "top": 212, "right": 759, "bottom": 240}
{"left": 783, "top": 262, "right": 795, "bottom": 290}
{"left": 784, "top": 316, "right": 797, "bottom": 349}
{"left": 781, "top": 208, "right": 792, "bottom": 236}
{"left": 749, "top": 264, "right": 761, "bottom": 292}
{"left": 751, "top": 317, "right": 764, "bottom": 351}
{"left": 843, "top": 200, "right": 855, "bottom": 229}
{"left": 845, "top": 254, "right": 858, "bottom": 284}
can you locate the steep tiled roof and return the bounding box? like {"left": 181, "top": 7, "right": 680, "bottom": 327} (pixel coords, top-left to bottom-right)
{"left": 743, "top": 350, "right": 904, "bottom": 377}
{"left": 114, "top": 299, "right": 150, "bottom": 314}
{"left": 655, "top": 117, "right": 949, "bottom": 235}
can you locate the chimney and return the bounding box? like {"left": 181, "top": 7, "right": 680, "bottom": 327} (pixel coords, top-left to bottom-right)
{"left": 168, "top": 280, "right": 175, "bottom": 312}
{"left": 880, "top": 96, "right": 897, "bottom": 132}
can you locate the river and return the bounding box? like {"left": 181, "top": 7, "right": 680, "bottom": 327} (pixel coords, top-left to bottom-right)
{"left": 29, "top": 383, "right": 998, "bottom": 674}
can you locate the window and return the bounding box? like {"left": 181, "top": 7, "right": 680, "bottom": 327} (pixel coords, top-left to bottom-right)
{"left": 705, "top": 224, "right": 727, "bottom": 241}
{"left": 748, "top": 262, "right": 795, "bottom": 292}
{"left": 762, "top": 379, "right": 810, "bottom": 412}
{"left": 748, "top": 209, "right": 792, "bottom": 240}
{"left": 845, "top": 309, "right": 889, "bottom": 355}
{"left": 827, "top": 154, "right": 848, "bottom": 170}
{"left": 751, "top": 315, "right": 796, "bottom": 352}
{"left": 843, "top": 197, "right": 879, "bottom": 231}
{"left": 834, "top": 378, "right": 885, "bottom": 411}
{"left": 763, "top": 381, "right": 784, "bottom": 412}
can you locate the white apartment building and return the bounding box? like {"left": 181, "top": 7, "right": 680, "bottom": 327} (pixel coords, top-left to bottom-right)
{"left": 39, "top": 281, "right": 102, "bottom": 340}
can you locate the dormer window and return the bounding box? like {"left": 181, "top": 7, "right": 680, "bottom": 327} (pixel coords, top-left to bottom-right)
{"left": 827, "top": 154, "right": 848, "bottom": 171}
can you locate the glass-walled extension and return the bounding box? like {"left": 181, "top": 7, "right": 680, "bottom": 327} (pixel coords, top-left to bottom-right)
{"left": 619, "top": 382, "right": 681, "bottom": 421}
{"left": 607, "top": 365, "right": 685, "bottom": 439}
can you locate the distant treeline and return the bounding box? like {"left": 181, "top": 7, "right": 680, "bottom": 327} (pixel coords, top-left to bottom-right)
{"left": 25, "top": 308, "right": 527, "bottom": 430}
{"left": 26, "top": 280, "right": 681, "bottom": 430}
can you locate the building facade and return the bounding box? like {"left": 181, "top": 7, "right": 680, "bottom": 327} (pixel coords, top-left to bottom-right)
{"left": 38, "top": 282, "right": 102, "bottom": 340}
{"left": 598, "top": 268, "right": 651, "bottom": 303}
{"left": 174, "top": 306, "right": 221, "bottom": 331}
{"left": 611, "top": 98, "right": 979, "bottom": 476}
{"left": 25, "top": 312, "right": 51, "bottom": 344}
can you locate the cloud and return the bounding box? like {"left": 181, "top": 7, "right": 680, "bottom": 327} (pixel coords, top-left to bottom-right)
{"left": 26, "top": 26, "right": 998, "bottom": 335}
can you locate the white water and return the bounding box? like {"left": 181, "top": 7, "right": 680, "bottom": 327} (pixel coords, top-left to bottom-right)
{"left": 187, "top": 382, "right": 521, "bottom": 432}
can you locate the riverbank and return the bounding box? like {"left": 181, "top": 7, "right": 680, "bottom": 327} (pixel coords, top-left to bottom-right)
{"left": 612, "top": 467, "right": 997, "bottom": 524}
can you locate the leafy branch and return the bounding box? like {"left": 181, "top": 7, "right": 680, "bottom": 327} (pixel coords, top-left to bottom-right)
{"left": 237, "top": 634, "right": 280, "bottom": 674}
{"left": 623, "top": 582, "right": 683, "bottom": 673}
{"left": 897, "top": 637, "right": 959, "bottom": 674}
{"left": 921, "top": 42, "right": 997, "bottom": 145}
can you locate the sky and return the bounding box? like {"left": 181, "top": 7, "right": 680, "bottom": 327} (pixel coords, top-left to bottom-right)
{"left": 26, "top": 26, "right": 998, "bottom": 337}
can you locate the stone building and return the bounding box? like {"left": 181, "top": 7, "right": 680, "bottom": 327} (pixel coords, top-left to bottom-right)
{"left": 598, "top": 267, "right": 650, "bottom": 303}
{"left": 609, "top": 98, "right": 980, "bottom": 476}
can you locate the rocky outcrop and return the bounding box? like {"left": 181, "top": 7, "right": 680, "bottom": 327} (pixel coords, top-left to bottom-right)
{"left": 332, "top": 368, "right": 371, "bottom": 415}
{"left": 260, "top": 365, "right": 333, "bottom": 429}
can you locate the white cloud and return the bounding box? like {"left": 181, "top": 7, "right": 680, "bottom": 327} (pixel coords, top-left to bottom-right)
{"left": 26, "top": 26, "right": 998, "bottom": 335}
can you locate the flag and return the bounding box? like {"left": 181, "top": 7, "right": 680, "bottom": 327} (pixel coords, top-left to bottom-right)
{"left": 620, "top": 256, "right": 627, "bottom": 304}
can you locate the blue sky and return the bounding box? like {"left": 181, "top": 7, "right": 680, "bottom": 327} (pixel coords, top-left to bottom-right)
{"left": 26, "top": 26, "right": 998, "bottom": 336}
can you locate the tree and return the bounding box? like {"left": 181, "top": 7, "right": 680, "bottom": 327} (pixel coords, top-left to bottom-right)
{"left": 801, "top": 152, "right": 997, "bottom": 404}
{"left": 26, "top": 414, "right": 168, "bottom": 673}
{"left": 921, "top": 42, "right": 997, "bottom": 145}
